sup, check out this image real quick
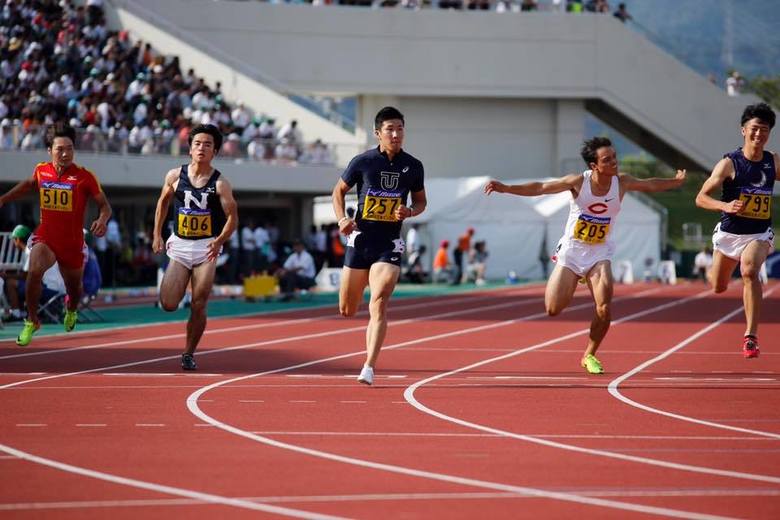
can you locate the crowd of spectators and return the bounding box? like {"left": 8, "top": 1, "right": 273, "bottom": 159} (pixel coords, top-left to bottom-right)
{"left": 0, "top": 0, "right": 335, "bottom": 165}
{"left": 255, "top": 0, "right": 628, "bottom": 15}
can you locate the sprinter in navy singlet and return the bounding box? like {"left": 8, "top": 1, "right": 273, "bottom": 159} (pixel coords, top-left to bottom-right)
{"left": 696, "top": 103, "right": 780, "bottom": 359}
{"left": 153, "top": 124, "right": 238, "bottom": 371}
{"left": 332, "top": 107, "right": 427, "bottom": 385}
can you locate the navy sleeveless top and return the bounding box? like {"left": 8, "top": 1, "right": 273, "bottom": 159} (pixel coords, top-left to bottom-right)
{"left": 720, "top": 148, "right": 775, "bottom": 234}
{"left": 172, "top": 165, "right": 226, "bottom": 240}
{"left": 340, "top": 147, "right": 424, "bottom": 241}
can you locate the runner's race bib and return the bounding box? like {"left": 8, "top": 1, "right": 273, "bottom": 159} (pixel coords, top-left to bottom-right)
{"left": 40, "top": 182, "right": 74, "bottom": 212}
{"left": 177, "top": 208, "right": 212, "bottom": 238}
{"left": 739, "top": 189, "right": 772, "bottom": 220}
{"left": 573, "top": 214, "right": 610, "bottom": 244}
{"left": 362, "top": 189, "right": 402, "bottom": 222}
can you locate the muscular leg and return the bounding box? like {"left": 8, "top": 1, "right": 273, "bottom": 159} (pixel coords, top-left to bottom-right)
{"left": 25, "top": 243, "right": 57, "bottom": 326}
{"left": 7, "top": 277, "right": 20, "bottom": 311}
{"left": 739, "top": 240, "right": 771, "bottom": 337}
{"left": 583, "top": 260, "right": 613, "bottom": 358}
{"left": 544, "top": 264, "right": 580, "bottom": 316}
{"left": 158, "top": 260, "right": 191, "bottom": 312}
{"left": 59, "top": 265, "right": 84, "bottom": 312}
{"left": 184, "top": 261, "right": 217, "bottom": 355}
{"left": 709, "top": 250, "right": 738, "bottom": 294}
{"left": 338, "top": 266, "right": 369, "bottom": 317}
{"left": 364, "top": 262, "right": 400, "bottom": 368}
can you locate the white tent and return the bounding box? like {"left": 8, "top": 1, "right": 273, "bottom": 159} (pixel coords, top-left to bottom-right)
{"left": 411, "top": 177, "right": 661, "bottom": 281}
{"left": 413, "top": 177, "right": 547, "bottom": 280}
{"left": 528, "top": 189, "right": 662, "bottom": 280}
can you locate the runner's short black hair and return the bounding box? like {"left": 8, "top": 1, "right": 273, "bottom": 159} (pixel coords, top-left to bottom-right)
{"left": 45, "top": 122, "right": 77, "bottom": 148}
{"left": 374, "top": 106, "right": 404, "bottom": 130}
{"left": 741, "top": 103, "right": 776, "bottom": 129}
{"left": 580, "top": 136, "right": 613, "bottom": 165}
{"left": 189, "top": 124, "right": 223, "bottom": 153}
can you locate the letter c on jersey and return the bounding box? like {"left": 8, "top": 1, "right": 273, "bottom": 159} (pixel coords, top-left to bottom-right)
{"left": 587, "top": 202, "right": 609, "bottom": 214}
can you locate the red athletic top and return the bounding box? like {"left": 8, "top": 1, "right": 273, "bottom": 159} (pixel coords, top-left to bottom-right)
{"left": 33, "top": 162, "right": 102, "bottom": 247}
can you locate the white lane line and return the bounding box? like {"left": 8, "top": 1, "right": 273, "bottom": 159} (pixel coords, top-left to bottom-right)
{"left": 0, "top": 286, "right": 540, "bottom": 358}
{"left": 654, "top": 377, "right": 776, "bottom": 382}
{"left": 290, "top": 401, "right": 317, "bottom": 404}
{"left": 16, "top": 424, "right": 46, "bottom": 427}
{"left": 0, "top": 287, "right": 547, "bottom": 519}
{"left": 339, "top": 401, "right": 367, "bottom": 404}
{"left": 244, "top": 431, "right": 779, "bottom": 441}
{"left": 135, "top": 424, "right": 166, "bottom": 428}
{"left": 0, "top": 288, "right": 550, "bottom": 391}
{"left": 103, "top": 373, "right": 225, "bottom": 377}
{"left": 0, "top": 443, "right": 344, "bottom": 519}
{"left": 608, "top": 285, "right": 780, "bottom": 441}
{"left": 238, "top": 400, "right": 265, "bottom": 403}
{"left": 187, "top": 287, "right": 743, "bottom": 519}
{"left": 403, "top": 289, "right": 780, "bottom": 486}
{"left": 0, "top": 489, "right": 777, "bottom": 511}
{"left": 469, "top": 376, "right": 588, "bottom": 381}
{"left": 75, "top": 424, "right": 106, "bottom": 428}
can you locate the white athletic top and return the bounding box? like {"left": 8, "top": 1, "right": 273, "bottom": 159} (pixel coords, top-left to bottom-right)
{"left": 560, "top": 170, "right": 622, "bottom": 257}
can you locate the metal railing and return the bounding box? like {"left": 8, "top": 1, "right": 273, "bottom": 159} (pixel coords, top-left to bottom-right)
{"left": 0, "top": 123, "right": 341, "bottom": 166}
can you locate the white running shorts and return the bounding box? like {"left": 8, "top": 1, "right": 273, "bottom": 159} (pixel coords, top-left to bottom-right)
{"left": 552, "top": 238, "right": 613, "bottom": 278}
{"left": 712, "top": 223, "right": 774, "bottom": 261}
{"left": 166, "top": 234, "right": 219, "bottom": 270}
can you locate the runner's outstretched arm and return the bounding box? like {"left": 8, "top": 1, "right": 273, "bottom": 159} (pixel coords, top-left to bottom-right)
{"left": 484, "top": 174, "right": 580, "bottom": 197}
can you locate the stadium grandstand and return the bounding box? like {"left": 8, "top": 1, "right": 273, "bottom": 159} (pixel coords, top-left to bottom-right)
{"left": 1, "top": 0, "right": 778, "bottom": 288}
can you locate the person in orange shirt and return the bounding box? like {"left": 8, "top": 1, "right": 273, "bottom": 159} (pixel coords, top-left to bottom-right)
{"left": 432, "top": 240, "right": 452, "bottom": 284}
{"left": 0, "top": 123, "right": 112, "bottom": 346}
{"left": 452, "top": 227, "right": 474, "bottom": 285}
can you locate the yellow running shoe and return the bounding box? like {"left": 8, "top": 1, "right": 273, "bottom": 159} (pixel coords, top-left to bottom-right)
{"left": 581, "top": 354, "right": 604, "bottom": 374}
{"left": 64, "top": 309, "right": 78, "bottom": 332}
{"left": 16, "top": 320, "right": 40, "bottom": 347}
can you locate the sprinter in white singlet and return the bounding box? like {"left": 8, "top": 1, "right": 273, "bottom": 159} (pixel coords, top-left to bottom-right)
{"left": 485, "top": 137, "right": 686, "bottom": 374}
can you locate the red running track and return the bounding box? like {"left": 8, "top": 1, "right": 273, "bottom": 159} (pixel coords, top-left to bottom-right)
{"left": 1, "top": 282, "right": 779, "bottom": 519}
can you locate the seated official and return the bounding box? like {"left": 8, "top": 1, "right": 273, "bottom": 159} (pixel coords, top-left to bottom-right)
{"left": 432, "top": 240, "right": 453, "bottom": 284}
{"left": 402, "top": 244, "right": 428, "bottom": 284}
{"left": 2, "top": 225, "right": 32, "bottom": 320}
{"left": 466, "top": 240, "right": 489, "bottom": 285}
{"left": 276, "top": 239, "right": 316, "bottom": 301}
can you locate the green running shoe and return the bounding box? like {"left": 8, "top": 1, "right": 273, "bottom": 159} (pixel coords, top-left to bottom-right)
{"left": 16, "top": 320, "right": 40, "bottom": 347}
{"left": 64, "top": 309, "right": 78, "bottom": 332}
{"left": 581, "top": 354, "right": 604, "bottom": 374}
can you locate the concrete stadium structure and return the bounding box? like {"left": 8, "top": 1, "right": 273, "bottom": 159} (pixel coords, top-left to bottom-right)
{"left": 2, "top": 0, "right": 777, "bottom": 240}
{"left": 110, "top": 0, "right": 777, "bottom": 177}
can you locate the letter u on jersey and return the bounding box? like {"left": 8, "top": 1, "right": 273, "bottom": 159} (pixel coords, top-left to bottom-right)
{"left": 380, "top": 171, "right": 400, "bottom": 190}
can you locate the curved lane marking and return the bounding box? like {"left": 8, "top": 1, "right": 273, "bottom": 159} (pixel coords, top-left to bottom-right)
{"left": 608, "top": 285, "right": 780, "bottom": 440}
{"left": 185, "top": 286, "right": 741, "bottom": 518}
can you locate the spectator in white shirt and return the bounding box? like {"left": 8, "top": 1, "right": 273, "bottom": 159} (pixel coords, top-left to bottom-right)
{"left": 726, "top": 71, "right": 744, "bottom": 97}
{"left": 405, "top": 223, "right": 420, "bottom": 255}
{"left": 277, "top": 239, "right": 316, "bottom": 301}
{"left": 277, "top": 119, "right": 303, "bottom": 149}
{"left": 253, "top": 222, "right": 270, "bottom": 269}
{"left": 231, "top": 101, "right": 252, "bottom": 132}
{"left": 241, "top": 221, "right": 257, "bottom": 277}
